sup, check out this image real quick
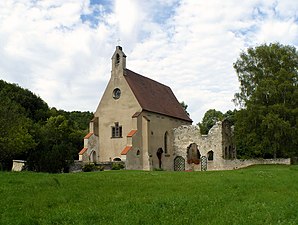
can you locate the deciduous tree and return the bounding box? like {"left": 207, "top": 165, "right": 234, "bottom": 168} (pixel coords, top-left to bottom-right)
{"left": 0, "top": 96, "right": 36, "bottom": 170}
{"left": 198, "top": 109, "right": 224, "bottom": 134}
{"left": 233, "top": 43, "right": 298, "bottom": 158}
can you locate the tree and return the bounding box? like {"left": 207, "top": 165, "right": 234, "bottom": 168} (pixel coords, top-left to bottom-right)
{"left": 223, "top": 110, "right": 237, "bottom": 125}
{"left": 233, "top": 43, "right": 298, "bottom": 158}
{"left": 180, "top": 101, "right": 190, "bottom": 116}
{"left": 27, "top": 115, "right": 80, "bottom": 173}
{"left": 198, "top": 109, "right": 224, "bottom": 134}
{"left": 0, "top": 80, "right": 49, "bottom": 122}
{"left": 0, "top": 79, "right": 91, "bottom": 172}
{"left": 0, "top": 96, "right": 36, "bottom": 170}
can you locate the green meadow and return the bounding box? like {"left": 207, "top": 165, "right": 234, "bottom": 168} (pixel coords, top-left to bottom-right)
{"left": 0, "top": 165, "right": 297, "bottom": 225}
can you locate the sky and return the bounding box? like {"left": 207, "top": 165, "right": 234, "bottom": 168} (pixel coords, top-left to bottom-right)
{"left": 1, "top": 0, "right": 298, "bottom": 123}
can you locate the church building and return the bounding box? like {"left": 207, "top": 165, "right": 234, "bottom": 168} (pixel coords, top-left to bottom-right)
{"left": 79, "top": 46, "right": 192, "bottom": 170}
{"left": 78, "top": 46, "right": 289, "bottom": 171}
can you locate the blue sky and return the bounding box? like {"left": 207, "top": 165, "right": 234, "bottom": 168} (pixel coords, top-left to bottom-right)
{"left": 1, "top": 0, "right": 298, "bottom": 123}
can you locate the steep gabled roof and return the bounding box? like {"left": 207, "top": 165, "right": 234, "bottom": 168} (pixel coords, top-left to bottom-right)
{"left": 124, "top": 69, "right": 192, "bottom": 122}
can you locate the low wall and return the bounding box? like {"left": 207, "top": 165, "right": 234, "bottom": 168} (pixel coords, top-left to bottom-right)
{"left": 207, "top": 158, "right": 291, "bottom": 171}
{"left": 11, "top": 160, "right": 26, "bottom": 171}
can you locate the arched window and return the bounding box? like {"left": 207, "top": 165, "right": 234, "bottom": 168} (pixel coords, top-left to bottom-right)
{"left": 113, "top": 158, "right": 121, "bottom": 162}
{"left": 136, "top": 150, "right": 140, "bottom": 156}
{"left": 116, "top": 53, "right": 120, "bottom": 65}
{"left": 164, "top": 132, "right": 168, "bottom": 154}
{"left": 90, "top": 151, "right": 97, "bottom": 163}
{"left": 207, "top": 151, "right": 214, "bottom": 161}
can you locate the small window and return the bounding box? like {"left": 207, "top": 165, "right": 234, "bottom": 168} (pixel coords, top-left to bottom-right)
{"left": 111, "top": 122, "right": 122, "bottom": 138}
{"left": 207, "top": 151, "right": 214, "bottom": 161}
{"left": 113, "top": 158, "right": 121, "bottom": 161}
{"left": 164, "top": 132, "right": 168, "bottom": 154}
{"left": 136, "top": 150, "right": 140, "bottom": 156}
{"left": 116, "top": 53, "right": 120, "bottom": 65}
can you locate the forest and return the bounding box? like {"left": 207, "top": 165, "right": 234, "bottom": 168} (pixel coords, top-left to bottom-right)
{"left": 0, "top": 80, "right": 93, "bottom": 172}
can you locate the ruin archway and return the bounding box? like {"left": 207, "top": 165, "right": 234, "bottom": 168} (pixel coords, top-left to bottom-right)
{"left": 187, "top": 143, "right": 200, "bottom": 164}
{"left": 207, "top": 151, "right": 214, "bottom": 161}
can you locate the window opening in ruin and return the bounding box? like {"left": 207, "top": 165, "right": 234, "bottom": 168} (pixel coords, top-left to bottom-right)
{"left": 224, "top": 146, "right": 228, "bottom": 159}
{"left": 207, "top": 151, "right": 214, "bottom": 161}
{"left": 187, "top": 143, "right": 200, "bottom": 164}
{"left": 164, "top": 132, "right": 168, "bottom": 154}
{"left": 136, "top": 150, "right": 140, "bottom": 156}
{"left": 228, "top": 145, "right": 232, "bottom": 159}
{"left": 113, "top": 158, "right": 121, "bottom": 161}
{"left": 112, "top": 122, "right": 122, "bottom": 138}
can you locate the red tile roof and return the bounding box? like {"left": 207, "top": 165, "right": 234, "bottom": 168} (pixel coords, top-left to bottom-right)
{"left": 84, "top": 132, "right": 93, "bottom": 139}
{"left": 124, "top": 69, "right": 192, "bottom": 122}
{"left": 121, "top": 146, "right": 132, "bottom": 155}
{"left": 79, "top": 147, "right": 88, "bottom": 155}
{"left": 127, "top": 130, "right": 137, "bottom": 137}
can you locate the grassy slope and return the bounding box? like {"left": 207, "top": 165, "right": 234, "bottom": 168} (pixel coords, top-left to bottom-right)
{"left": 0, "top": 165, "right": 297, "bottom": 225}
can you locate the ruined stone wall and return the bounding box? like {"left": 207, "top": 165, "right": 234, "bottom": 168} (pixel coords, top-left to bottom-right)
{"left": 172, "top": 122, "right": 225, "bottom": 171}
{"left": 208, "top": 158, "right": 291, "bottom": 170}
{"left": 172, "top": 122, "right": 290, "bottom": 171}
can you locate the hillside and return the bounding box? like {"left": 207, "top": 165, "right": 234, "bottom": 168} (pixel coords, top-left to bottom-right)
{"left": 0, "top": 79, "right": 93, "bottom": 171}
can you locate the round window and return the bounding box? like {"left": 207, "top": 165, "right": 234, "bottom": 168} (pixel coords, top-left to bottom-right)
{"left": 113, "top": 88, "right": 121, "bottom": 99}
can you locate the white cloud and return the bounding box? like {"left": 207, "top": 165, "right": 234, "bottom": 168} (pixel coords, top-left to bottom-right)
{"left": 0, "top": 0, "right": 298, "bottom": 123}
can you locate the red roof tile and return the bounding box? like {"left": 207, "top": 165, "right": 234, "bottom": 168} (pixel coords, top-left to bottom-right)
{"left": 84, "top": 132, "right": 93, "bottom": 139}
{"left": 79, "top": 147, "right": 88, "bottom": 155}
{"left": 124, "top": 69, "right": 192, "bottom": 122}
{"left": 127, "top": 130, "right": 137, "bottom": 137}
{"left": 121, "top": 146, "right": 132, "bottom": 155}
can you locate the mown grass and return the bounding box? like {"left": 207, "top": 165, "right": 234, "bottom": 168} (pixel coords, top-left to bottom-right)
{"left": 0, "top": 165, "right": 297, "bottom": 225}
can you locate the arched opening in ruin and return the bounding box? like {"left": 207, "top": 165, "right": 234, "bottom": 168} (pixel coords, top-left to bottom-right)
{"left": 187, "top": 143, "right": 200, "bottom": 164}
{"left": 113, "top": 157, "right": 122, "bottom": 162}
{"left": 207, "top": 151, "right": 214, "bottom": 161}
{"left": 174, "top": 156, "right": 185, "bottom": 171}
{"left": 223, "top": 146, "right": 234, "bottom": 159}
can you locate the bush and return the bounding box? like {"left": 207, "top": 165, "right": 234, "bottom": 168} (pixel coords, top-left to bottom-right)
{"left": 82, "top": 163, "right": 97, "bottom": 172}
{"left": 111, "top": 163, "right": 124, "bottom": 170}
{"left": 97, "top": 165, "right": 105, "bottom": 171}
